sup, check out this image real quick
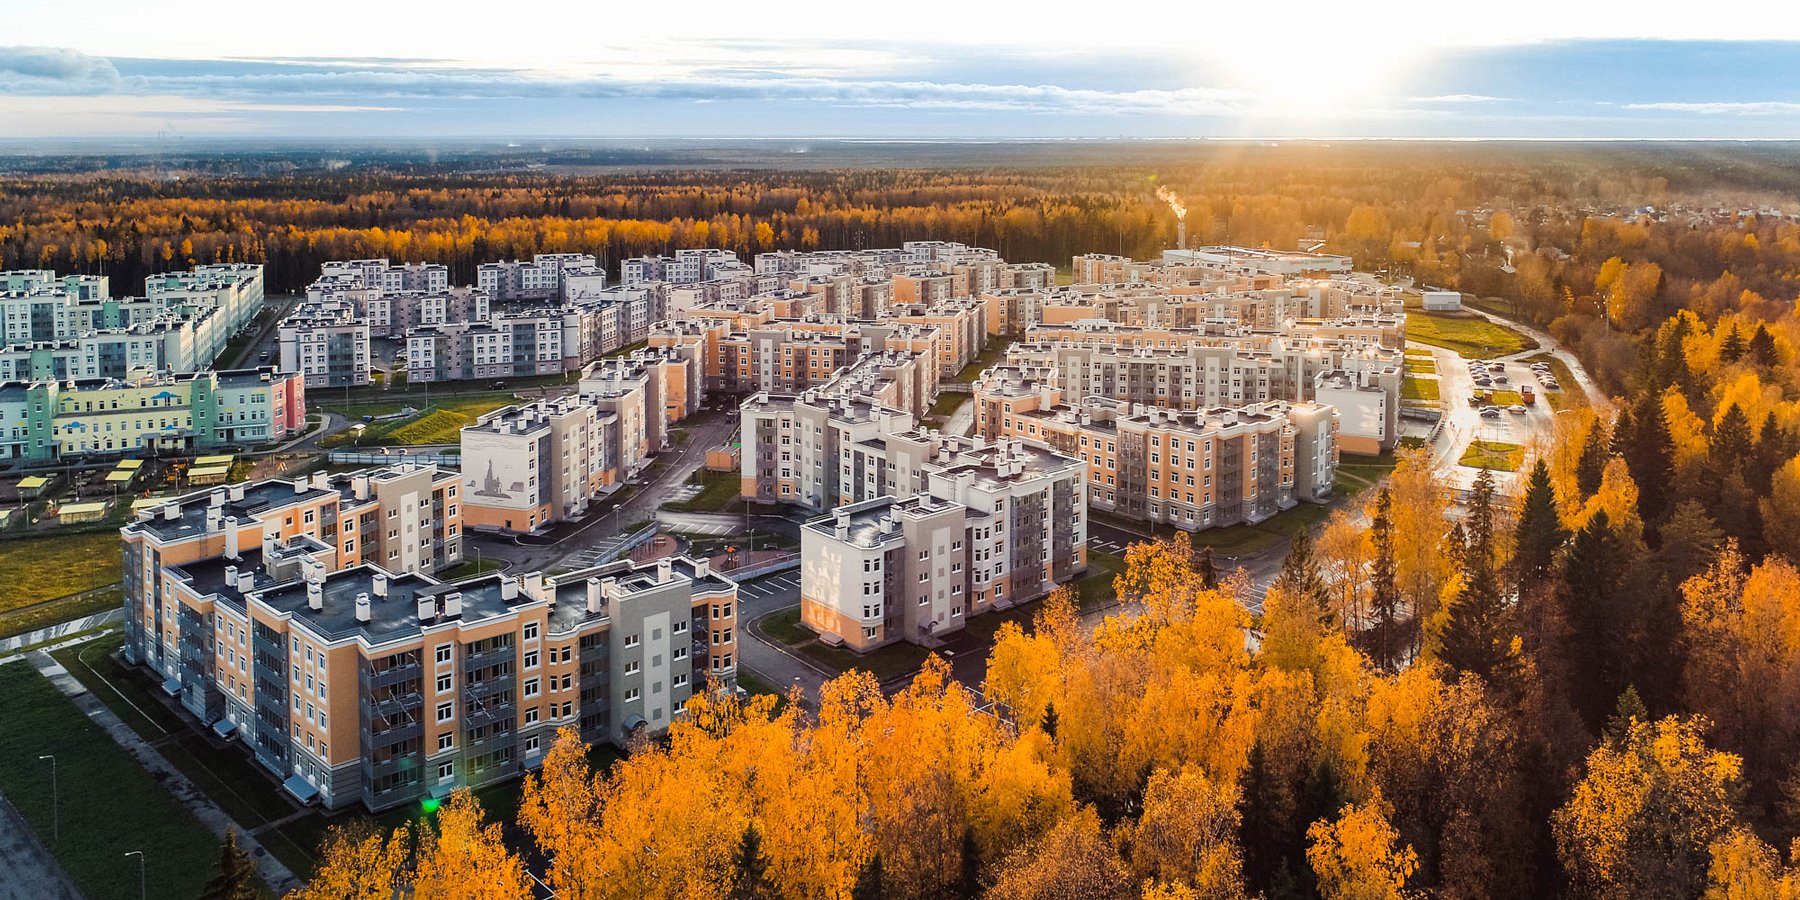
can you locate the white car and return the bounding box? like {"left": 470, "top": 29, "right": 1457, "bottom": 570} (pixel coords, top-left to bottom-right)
{"left": 1508, "top": 405, "right": 1528, "bottom": 415}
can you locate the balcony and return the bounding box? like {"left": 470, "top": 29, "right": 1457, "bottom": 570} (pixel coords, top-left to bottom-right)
{"left": 464, "top": 702, "right": 515, "bottom": 730}
{"left": 365, "top": 661, "right": 422, "bottom": 690}
{"left": 365, "top": 691, "right": 423, "bottom": 719}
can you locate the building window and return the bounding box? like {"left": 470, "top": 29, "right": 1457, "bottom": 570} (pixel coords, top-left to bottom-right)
{"left": 523, "top": 622, "right": 538, "bottom": 641}
{"left": 625, "top": 634, "right": 640, "bottom": 648}
{"left": 524, "top": 735, "right": 540, "bottom": 753}
{"left": 525, "top": 708, "right": 539, "bottom": 724}
{"left": 625, "top": 687, "right": 640, "bottom": 702}
{"left": 435, "top": 646, "right": 452, "bottom": 664}
{"left": 524, "top": 678, "right": 540, "bottom": 698}
{"left": 437, "top": 762, "right": 454, "bottom": 781}
{"left": 523, "top": 650, "right": 539, "bottom": 669}
{"left": 438, "top": 733, "right": 454, "bottom": 751}
{"left": 436, "top": 702, "right": 454, "bottom": 722}
{"left": 436, "top": 674, "right": 452, "bottom": 693}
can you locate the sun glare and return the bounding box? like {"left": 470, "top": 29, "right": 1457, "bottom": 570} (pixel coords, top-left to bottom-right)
{"left": 1207, "top": 34, "right": 1425, "bottom": 122}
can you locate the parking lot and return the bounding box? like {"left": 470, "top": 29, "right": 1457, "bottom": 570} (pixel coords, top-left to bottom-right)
{"left": 737, "top": 570, "right": 801, "bottom": 602}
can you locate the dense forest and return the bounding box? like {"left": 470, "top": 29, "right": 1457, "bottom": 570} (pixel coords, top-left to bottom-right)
{"left": 18, "top": 144, "right": 1800, "bottom": 898}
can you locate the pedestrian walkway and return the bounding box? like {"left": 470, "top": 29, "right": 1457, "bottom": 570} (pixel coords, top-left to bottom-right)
{"left": 25, "top": 648, "right": 303, "bottom": 897}
{"left": 0, "top": 608, "right": 122, "bottom": 655}
{"left": 0, "top": 790, "right": 81, "bottom": 900}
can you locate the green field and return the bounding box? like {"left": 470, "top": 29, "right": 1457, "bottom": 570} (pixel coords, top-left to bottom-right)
{"left": 664, "top": 469, "right": 742, "bottom": 513}
{"left": 435, "top": 557, "right": 507, "bottom": 581}
{"left": 1406, "top": 310, "right": 1536, "bottom": 358}
{"left": 0, "top": 532, "right": 124, "bottom": 611}
{"left": 929, "top": 392, "right": 970, "bottom": 420}
{"left": 1460, "top": 440, "right": 1525, "bottom": 471}
{"left": 1404, "top": 359, "right": 1438, "bottom": 373}
{"left": 1486, "top": 389, "right": 1524, "bottom": 407}
{"left": 756, "top": 608, "right": 811, "bottom": 646}
{"left": 953, "top": 337, "right": 1016, "bottom": 383}
{"left": 1402, "top": 375, "right": 1440, "bottom": 401}
{"left": 322, "top": 393, "right": 521, "bottom": 448}
{"left": 0, "top": 662, "right": 229, "bottom": 900}
{"left": 1076, "top": 549, "right": 1126, "bottom": 609}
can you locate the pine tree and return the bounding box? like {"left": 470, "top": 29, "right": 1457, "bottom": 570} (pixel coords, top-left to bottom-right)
{"left": 1610, "top": 404, "right": 1635, "bottom": 457}
{"left": 1603, "top": 686, "right": 1648, "bottom": 748}
{"left": 1041, "top": 702, "right": 1059, "bottom": 742}
{"left": 1513, "top": 460, "right": 1568, "bottom": 587}
{"left": 727, "top": 824, "right": 774, "bottom": 900}
{"left": 1561, "top": 510, "right": 1630, "bottom": 730}
{"left": 852, "top": 852, "right": 885, "bottom": 900}
{"left": 1752, "top": 414, "right": 1786, "bottom": 494}
{"left": 1368, "top": 488, "right": 1402, "bottom": 671}
{"left": 1718, "top": 322, "right": 1746, "bottom": 362}
{"left": 1750, "top": 323, "right": 1779, "bottom": 366}
{"left": 1623, "top": 393, "right": 1674, "bottom": 525}
{"left": 1197, "top": 545, "right": 1219, "bottom": 590}
{"left": 959, "top": 826, "right": 982, "bottom": 898}
{"left": 1442, "top": 468, "right": 1520, "bottom": 687}
{"left": 1274, "top": 529, "right": 1333, "bottom": 628}
{"left": 1576, "top": 421, "right": 1610, "bottom": 499}
{"left": 1712, "top": 403, "right": 1754, "bottom": 476}
{"left": 199, "top": 829, "right": 261, "bottom": 900}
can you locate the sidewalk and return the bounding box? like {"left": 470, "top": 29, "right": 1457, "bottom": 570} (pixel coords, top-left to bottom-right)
{"left": 25, "top": 648, "right": 304, "bottom": 896}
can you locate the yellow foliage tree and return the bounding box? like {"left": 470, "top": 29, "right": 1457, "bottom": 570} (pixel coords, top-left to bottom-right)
{"left": 411, "top": 790, "right": 533, "bottom": 900}
{"left": 1306, "top": 800, "right": 1419, "bottom": 900}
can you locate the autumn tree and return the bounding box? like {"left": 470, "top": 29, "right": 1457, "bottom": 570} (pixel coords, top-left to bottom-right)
{"left": 1306, "top": 800, "right": 1419, "bottom": 900}
{"left": 411, "top": 789, "right": 533, "bottom": 900}
{"left": 1119, "top": 767, "right": 1247, "bottom": 897}
{"left": 1367, "top": 488, "right": 1404, "bottom": 672}
{"left": 986, "top": 808, "right": 1134, "bottom": 900}
{"left": 1553, "top": 716, "right": 1745, "bottom": 900}
{"left": 286, "top": 821, "right": 411, "bottom": 900}
{"left": 1440, "top": 468, "right": 1520, "bottom": 688}
{"left": 1274, "top": 528, "right": 1334, "bottom": 627}
{"left": 1513, "top": 459, "right": 1567, "bottom": 588}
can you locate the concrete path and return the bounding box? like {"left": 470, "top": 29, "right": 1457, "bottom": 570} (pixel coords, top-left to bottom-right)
{"left": 0, "top": 608, "right": 123, "bottom": 655}
{"left": 25, "top": 647, "right": 304, "bottom": 897}
{"left": 0, "top": 790, "right": 82, "bottom": 900}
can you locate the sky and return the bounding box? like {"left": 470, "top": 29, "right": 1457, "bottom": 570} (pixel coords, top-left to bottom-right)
{"left": 7, "top": 0, "right": 1800, "bottom": 140}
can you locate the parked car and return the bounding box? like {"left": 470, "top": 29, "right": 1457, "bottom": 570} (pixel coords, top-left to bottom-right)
{"left": 1509, "top": 405, "right": 1528, "bottom": 415}
{"left": 1481, "top": 407, "right": 1502, "bottom": 418}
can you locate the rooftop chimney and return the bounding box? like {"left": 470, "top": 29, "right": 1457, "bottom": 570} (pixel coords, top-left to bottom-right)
{"left": 307, "top": 579, "right": 323, "bottom": 611}
{"left": 209, "top": 489, "right": 226, "bottom": 508}
{"left": 355, "top": 592, "right": 372, "bottom": 623}
{"left": 238, "top": 571, "right": 254, "bottom": 592}
{"left": 694, "top": 558, "right": 710, "bottom": 579}
{"left": 443, "top": 591, "right": 463, "bottom": 619}
{"left": 223, "top": 516, "right": 240, "bottom": 559}
{"left": 372, "top": 572, "right": 389, "bottom": 598}
{"left": 586, "top": 577, "right": 603, "bottom": 614}
{"left": 163, "top": 503, "right": 181, "bottom": 521}
{"left": 312, "top": 471, "right": 329, "bottom": 491}
{"left": 224, "top": 565, "right": 238, "bottom": 587}
{"left": 352, "top": 475, "right": 370, "bottom": 501}
{"left": 417, "top": 596, "right": 435, "bottom": 623}
{"left": 500, "top": 576, "right": 519, "bottom": 601}
{"left": 229, "top": 483, "right": 245, "bottom": 502}
{"left": 206, "top": 507, "right": 221, "bottom": 531}
{"left": 657, "top": 558, "right": 673, "bottom": 584}
{"left": 292, "top": 478, "right": 308, "bottom": 495}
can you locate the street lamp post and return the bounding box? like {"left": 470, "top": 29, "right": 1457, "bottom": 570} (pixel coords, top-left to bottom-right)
{"left": 124, "top": 850, "right": 146, "bottom": 900}
{"left": 37, "top": 754, "right": 56, "bottom": 844}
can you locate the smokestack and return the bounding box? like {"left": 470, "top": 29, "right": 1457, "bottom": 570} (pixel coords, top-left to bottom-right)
{"left": 224, "top": 516, "right": 240, "bottom": 559}
{"left": 1178, "top": 220, "right": 1187, "bottom": 252}
{"left": 587, "top": 577, "right": 602, "bottom": 614}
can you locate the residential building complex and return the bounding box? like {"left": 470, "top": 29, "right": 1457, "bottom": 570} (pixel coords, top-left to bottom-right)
{"left": 798, "top": 433, "right": 1087, "bottom": 650}
{"left": 278, "top": 300, "right": 372, "bottom": 388}
{"left": 121, "top": 471, "right": 737, "bottom": 810}
{"left": 0, "top": 366, "right": 305, "bottom": 461}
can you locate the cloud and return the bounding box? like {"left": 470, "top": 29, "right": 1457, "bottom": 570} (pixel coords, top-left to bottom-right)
{"left": 0, "top": 46, "right": 127, "bottom": 91}
{"left": 1623, "top": 100, "right": 1800, "bottom": 116}
{"left": 1409, "top": 94, "right": 1510, "bottom": 103}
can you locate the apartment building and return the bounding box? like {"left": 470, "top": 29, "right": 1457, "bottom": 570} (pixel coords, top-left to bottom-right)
{"left": 365, "top": 288, "right": 490, "bottom": 339}
{"left": 976, "top": 370, "right": 1337, "bottom": 530}
{"left": 460, "top": 398, "right": 606, "bottom": 534}
{"left": 621, "top": 249, "right": 744, "bottom": 287}
{"left": 405, "top": 309, "right": 580, "bottom": 382}
{"left": 738, "top": 389, "right": 916, "bottom": 511}
{"left": 278, "top": 301, "right": 371, "bottom": 388}
{"left": 890, "top": 299, "right": 989, "bottom": 375}
{"left": 0, "top": 366, "right": 306, "bottom": 461}
{"left": 122, "top": 485, "right": 735, "bottom": 811}
{"left": 318, "top": 260, "right": 450, "bottom": 296}
{"left": 578, "top": 362, "right": 663, "bottom": 473}
{"left": 799, "top": 434, "right": 1086, "bottom": 650}
{"left": 581, "top": 345, "right": 704, "bottom": 431}
{"left": 1161, "top": 246, "right": 1355, "bottom": 276}
{"left": 477, "top": 254, "right": 605, "bottom": 302}
{"left": 0, "top": 265, "right": 263, "bottom": 377}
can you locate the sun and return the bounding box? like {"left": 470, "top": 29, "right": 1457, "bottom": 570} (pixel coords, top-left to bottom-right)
{"left": 1207, "top": 33, "right": 1425, "bottom": 121}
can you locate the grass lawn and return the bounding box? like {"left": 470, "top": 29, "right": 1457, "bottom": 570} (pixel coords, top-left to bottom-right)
{"left": 0, "top": 531, "right": 123, "bottom": 611}
{"left": 953, "top": 337, "right": 1016, "bottom": 384}
{"left": 1404, "top": 359, "right": 1437, "bottom": 373}
{"left": 436, "top": 557, "right": 507, "bottom": 581}
{"left": 1486, "top": 389, "right": 1524, "bottom": 406}
{"left": 1403, "top": 347, "right": 1434, "bottom": 359}
{"left": 1525, "top": 353, "right": 1590, "bottom": 411}
{"left": 1460, "top": 440, "right": 1525, "bottom": 472}
{"left": 1406, "top": 310, "right": 1537, "bottom": 358}
{"left": 0, "top": 662, "right": 229, "bottom": 900}
{"left": 1402, "top": 375, "right": 1440, "bottom": 401}
{"left": 756, "top": 608, "right": 811, "bottom": 646}
{"left": 1338, "top": 452, "right": 1405, "bottom": 493}
{"left": 0, "top": 588, "right": 122, "bottom": 640}
{"left": 664, "top": 469, "right": 742, "bottom": 513}
{"left": 928, "top": 393, "right": 969, "bottom": 419}
{"left": 1076, "top": 549, "right": 1126, "bottom": 609}
{"left": 801, "top": 639, "right": 934, "bottom": 683}
{"left": 322, "top": 393, "right": 521, "bottom": 448}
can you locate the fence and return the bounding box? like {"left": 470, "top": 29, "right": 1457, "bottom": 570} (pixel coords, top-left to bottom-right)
{"left": 326, "top": 449, "right": 461, "bottom": 467}
{"left": 714, "top": 553, "right": 801, "bottom": 581}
